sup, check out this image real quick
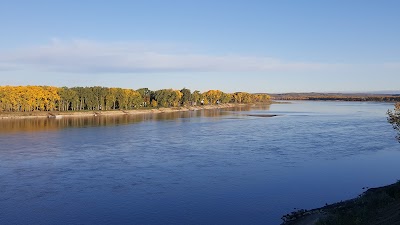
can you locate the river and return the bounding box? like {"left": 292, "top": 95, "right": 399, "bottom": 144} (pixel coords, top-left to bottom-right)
{"left": 0, "top": 101, "right": 399, "bottom": 225}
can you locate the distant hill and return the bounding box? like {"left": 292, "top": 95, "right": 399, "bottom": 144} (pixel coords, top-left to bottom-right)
{"left": 256, "top": 91, "right": 400, "bottom": 95}
{"left": 266, "top": 92, "right": 400, "bottom": 102}
{"left": 361, "top": 90, "right": 400, "bottom": 95}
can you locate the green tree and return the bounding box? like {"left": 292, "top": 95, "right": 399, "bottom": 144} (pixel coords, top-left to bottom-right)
{"left": 154, "top": 89, "right": 182, "bottom": 107}
{"left": 170, "top": 90, "right": 183, "bottom": 107}
{"left": 58, "top": 87, "right": 79, "bottom": 111}
{"left": 180, "top": 88, "right": 192, "bottom": 106}
{"left": 84, "top": 88, "right": 97, "bottom": 110}
{"left": 192, "top": 90, "right": 201, "bottom": 105}
{"left": 221, "top": 93, "right": 232, "bottom": 103}
{"left": 128, "top": 90, "right": 142, "bottom": 109}
{"left": 154, "top": 89, "right": 168, "bottom": 107}
{"left": 137, "top": 88, "right": 152, "bottom": 107}
{"left": 92, "top": 86, "right": 107, "bottom": 110}
{"left": 116, "top": 88, "right": 128, "bottom": 110}
{"left": 71, "top": 87, "right": 85, "bottom": 110}
{"left": 106, "top": 88, "right": 119, "bottom": 110}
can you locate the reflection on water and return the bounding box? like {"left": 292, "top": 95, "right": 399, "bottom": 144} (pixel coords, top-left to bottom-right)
{"left": 0, "top": 108, "right": 241, "bottom": 133}
{"left": 228, "top": 104, "right": 271, "bottom": 112}
{"left": 0, "top": 102, "right": 399, "bottom": 225}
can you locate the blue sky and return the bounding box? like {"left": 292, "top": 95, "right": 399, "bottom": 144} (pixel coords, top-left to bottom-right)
{"left": 0, "top": 0, "right": 399, "bottom": 93}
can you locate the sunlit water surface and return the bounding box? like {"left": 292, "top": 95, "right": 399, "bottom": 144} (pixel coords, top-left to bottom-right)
{"left": 1, "top": 101, "right": 399, "bottom": 225}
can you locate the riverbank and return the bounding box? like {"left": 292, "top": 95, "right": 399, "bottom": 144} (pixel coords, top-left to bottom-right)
{"left": 282, "top": 181, "right": 400, "bottom": 225}
{"left": 0, "top": 103, "right": 241, "bottom": 119}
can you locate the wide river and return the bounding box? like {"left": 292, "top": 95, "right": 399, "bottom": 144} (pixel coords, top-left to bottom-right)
{"left": 1, "top": 101, "right": 399, "bottom": 225}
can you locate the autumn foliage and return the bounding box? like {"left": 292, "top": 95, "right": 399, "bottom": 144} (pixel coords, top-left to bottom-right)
{"left": 0, "top": 86, "right": 271, "bottom": 112}
{"left": 0, "top": 86, "right": 59, "bottom": 112}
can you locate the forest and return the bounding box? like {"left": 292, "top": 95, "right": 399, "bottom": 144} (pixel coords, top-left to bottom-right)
{"left": 0, "top": 86, "right": 271, "bottom": 112}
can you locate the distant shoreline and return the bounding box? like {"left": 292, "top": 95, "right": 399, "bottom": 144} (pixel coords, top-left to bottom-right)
{"left": 0, "top": 103, "right": 244, "bottom": 120}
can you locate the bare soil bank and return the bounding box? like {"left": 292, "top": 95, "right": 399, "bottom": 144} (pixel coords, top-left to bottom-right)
{"left": 0, "top": 103, "right": 240, "bottom": 119}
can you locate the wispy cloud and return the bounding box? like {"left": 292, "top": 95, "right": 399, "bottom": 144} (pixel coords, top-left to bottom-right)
{"left": 0, "top": 39, "right": 351, "bottom": 73}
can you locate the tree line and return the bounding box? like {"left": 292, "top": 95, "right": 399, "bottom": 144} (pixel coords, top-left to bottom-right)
{"left": 0, "top": 86, "right": 271, "bottom": 112}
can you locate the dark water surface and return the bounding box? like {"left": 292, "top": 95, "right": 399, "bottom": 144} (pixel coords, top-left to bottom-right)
{"left": 1, "top": 101, "right": 399, "bottom": 225}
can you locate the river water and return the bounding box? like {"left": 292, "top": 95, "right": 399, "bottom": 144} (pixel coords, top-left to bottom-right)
{"left": 0, "top": 101, "right": 399, "bottom": 225}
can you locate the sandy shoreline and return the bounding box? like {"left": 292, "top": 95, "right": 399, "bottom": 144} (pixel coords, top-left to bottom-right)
{"left": 0, "top": 103, "right": 241, "bottom": 120}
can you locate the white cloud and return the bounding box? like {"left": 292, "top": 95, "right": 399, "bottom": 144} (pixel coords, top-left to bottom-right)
{"left": 0, "top": 39, "right": 338, "bottom": 73}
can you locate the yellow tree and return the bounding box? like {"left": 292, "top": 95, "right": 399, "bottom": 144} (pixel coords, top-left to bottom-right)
{"left": 9, "top": 86, "right": 21, "bottom": 111}
{"left": 233, "top": 92, "right": 253, "bottom": 103}
{"left": 0, "top": 86, "right": 5, "bottom": 111}
{"left": 106, "top": 88, "right": 119, "bottom": 110}
{"left": 19, "top": 86, "right": 32, "bottom": 112}
{"left": 171, "top": 90, "right": 183, "bottom": 107}
{"left": 43, "top": 86, "right": 60, "bottom": 111}
{"left": 26, "top": 86, "right": 38, "bottom": 111}
{"left": 0, "top": 86, "right": 14, "bottom": 111}
{"left": 151, "top": 99, "right": 158, "bottom": 107}
{"left": 203, "top": 90, "right": 223, "bottom": 104}
{"left": 128, "top": 90, "right": 142, "bottom": 109}
{"left": 252, "top": 94, "right": 271, "bottom": 103}
{"left": 221, "top": 93, "right": 232, "bottom": 103}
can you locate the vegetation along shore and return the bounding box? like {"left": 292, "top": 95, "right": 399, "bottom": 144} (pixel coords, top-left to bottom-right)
{"left": 0, "top": 86, "right": 271, "bottom": 119}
